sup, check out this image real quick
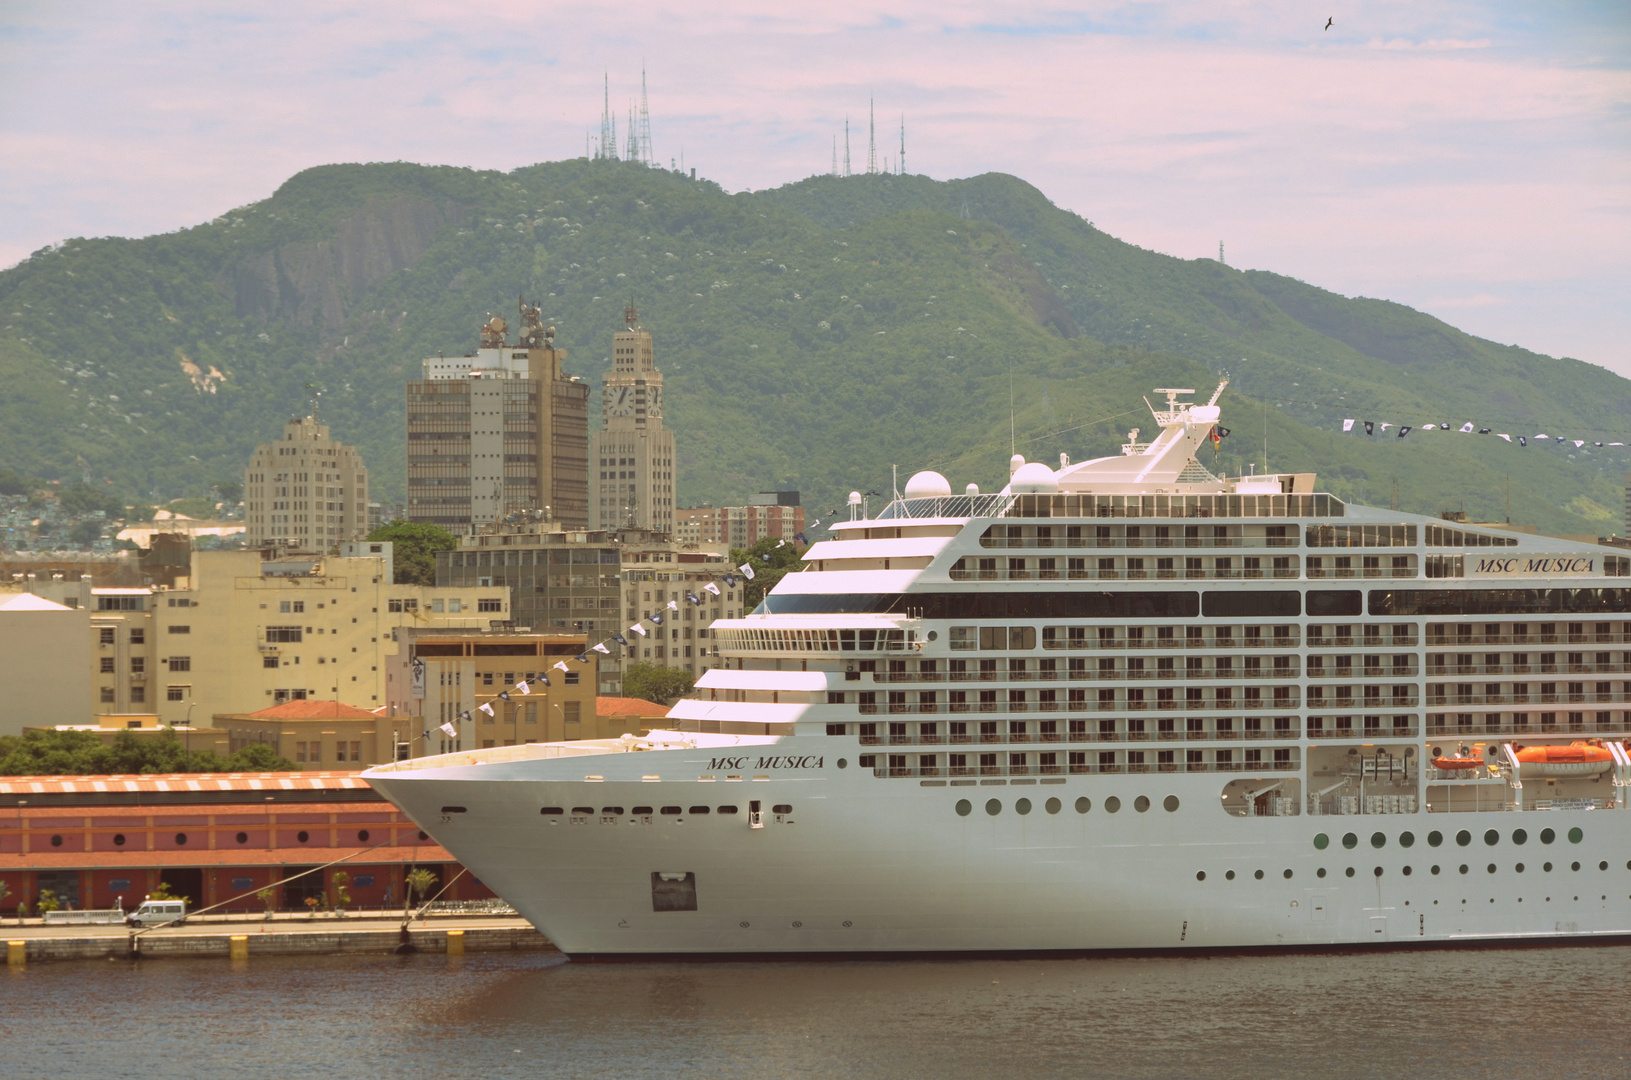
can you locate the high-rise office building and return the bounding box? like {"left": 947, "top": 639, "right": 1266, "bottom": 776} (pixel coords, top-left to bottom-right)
{"left": 590, "top": 307, "right": 677, "bottom": 534}
{"left": 407, "top": 303, "right": 589, "bottom": 532}
{"left": 243, "top": 416, "right": 369, "bottom": 550}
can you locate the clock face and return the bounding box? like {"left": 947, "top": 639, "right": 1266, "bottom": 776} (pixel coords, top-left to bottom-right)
{"left": 607, "top": 385, "right": 635, "bottom": 418}
{"left": 648, "top": 386, "right": 663, "bottom": 417}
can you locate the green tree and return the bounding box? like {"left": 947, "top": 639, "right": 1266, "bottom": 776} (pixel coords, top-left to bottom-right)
{"left": 36, "top": 889, "right": 60, "bottom": 914}
{"left": 0, "top": 468, "right": 34, "bottom": 497}
{"left": 69, "top": 518, "right": 103, "bottom": 548}
{"left": 0, "top": 728, "right": 297, "bottom": 776}
{"left": 330, "top": 871, "right": 352, "bottom": 916}
{"left": 622, "top": 662, "right": 695, "bottom": 706}
{"left": 221, "top": 743, "right": 299, "bottom": 771}
{"left": 57, "top": 482, "right": 122, "bottom": 518}
{"left": 367, "top": 520, "right": 459, "bottom": 585}
{"left": 729, "top": 536, "right": 807, "bottom": 610}
{"left": 212, "top": 479, "right": 243, "bottom": 503}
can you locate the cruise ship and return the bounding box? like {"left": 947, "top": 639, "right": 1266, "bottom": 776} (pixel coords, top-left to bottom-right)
{"left": 364, "top": 383, "right": 1631, "bottom": 956}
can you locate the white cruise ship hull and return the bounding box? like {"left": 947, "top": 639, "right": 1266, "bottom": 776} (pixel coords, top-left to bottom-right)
{"left": 367, "top": 738, "right": 1631, "bottom": 957}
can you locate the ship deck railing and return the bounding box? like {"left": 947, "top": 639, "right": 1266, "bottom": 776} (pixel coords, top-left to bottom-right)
{"left": 978, "top": 536, "right": 1301, "bottom": 550}
{"left": 879, "top": 760, "right": 1301, "bottom": 780}
{"left": 1039, "top": 636, "right": 1320, "bottom": 650}
{"left": 949, "top": 568, "right": 1306, "bottom": 582}
{"left": 1424, "top": 719, "right": 1629, "bottom": 738}
{"left": 868, "top": 666, "right": 1421, "bottom": 682}
{"left": 1424, "top": 693, "right": 1621, "bottom": 706}
{"left": 851, "top": 726, "right": 1402, "bottom": 746}
{"left": 1426, "top": 632, "right": 1631, "bottom": 647}
{"left": 1426, "top": 663, "right": 1630, "bottom": 676}
{"left": 858, "top": 699, "right": 1312, "bottom": 715}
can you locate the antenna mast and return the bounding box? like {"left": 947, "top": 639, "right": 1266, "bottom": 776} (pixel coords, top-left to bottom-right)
{"left": 638, "top": 66, "right": 654, "bottom": 164}
{"left": 868, "top": 98, "right": 877, "bottom": 174}
{"left": 599, "top": 73, "right": 613, "bottom": 160}
{"left": 899, "top": 114, "right": 905, "bottom": 175}
{"left": 844, "top": 118, "right": 851, "bottom": 177}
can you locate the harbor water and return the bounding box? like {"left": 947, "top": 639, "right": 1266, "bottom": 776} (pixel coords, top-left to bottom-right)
{"left": 5, "top": 945, "right": 1630, "bottom": 1078}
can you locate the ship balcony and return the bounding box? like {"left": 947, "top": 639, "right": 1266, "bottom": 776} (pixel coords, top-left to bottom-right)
{"left": 1042, "top": 634, "right": 1304, "bottom": 650}
{"left": 1427, "top": 630, "right": 1629, "bottom": 646}
{"left": 847, "top": 718, "right": 1310, "bottom": 746}
{"left": 872, "top": 756, "right": 1302, "bottom": 780}
{"left": 1423, "top": 692, "right": 1622, "bottom": 707}
{"left": 950, "top": 567, "right": 1304, "bottom": 582}
{"left": 1424, "top": 663, "right": 1625, "bottom": 676}
{"left": 1305, "top": 568, "right": 1415, "bottom": 579}
{"left": 979, "top": 536, "right": 1300, "bottom": 550}
{"left": 1424, "top": 713, "right": 1629, "bottom": 737}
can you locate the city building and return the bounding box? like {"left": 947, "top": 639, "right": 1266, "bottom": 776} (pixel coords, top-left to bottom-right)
{"left": 590, "top": 306, "right": 676, "bottom": 534}
{"left": 0, "top": 771, "right": 495, "bottom": 915}
{"left": 21, "top": 546, "right": 507, "bottom": 724}
{"left": 406, "top": 303, "right": 589, "bottom": 532}
{"left": 434, "top": 522, "right": 743, "bottom": 695}
{"left": 383, "top": 628, "right": 610, "bottom": 754}
{"left": 214, "top": 699, "right": 397, "bottom": 770}
{"left": 676, "top": 491, "right": 804, "bottom": 549}
{"left": 243, "top": 415, "right": 369, "bottom": 549}
{"left": 0, "top": 592, "right": 91, "bottom": 737}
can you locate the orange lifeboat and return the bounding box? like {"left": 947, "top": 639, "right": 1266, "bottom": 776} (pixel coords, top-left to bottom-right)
{"left": 1512, "top": 740, "right": 1613, "bottom": 777}
{"left": 1431, "top": 752, "right": 1484, "bottom": 772}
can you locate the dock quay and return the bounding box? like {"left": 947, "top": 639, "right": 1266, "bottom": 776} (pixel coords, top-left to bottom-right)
{"left": 5, "top": 912, "right": 552, "bottom": 964}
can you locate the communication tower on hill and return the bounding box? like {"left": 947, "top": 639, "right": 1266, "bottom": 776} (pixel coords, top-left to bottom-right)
{"left": 868, "top": 98, "right": 877, "bottom": 174}
{"left": 899, "top": 114, "right": 905, "bottom": 175}
{"left": 637, "top": 68, "right": 655, "bottom": 165}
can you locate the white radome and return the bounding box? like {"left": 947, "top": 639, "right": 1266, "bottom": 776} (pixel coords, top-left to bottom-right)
{"left": 1008, "top": 461, "right": 1058, "bottom": 493}
{"left": 903, "top": 470, "right": 952, "bottom": 499}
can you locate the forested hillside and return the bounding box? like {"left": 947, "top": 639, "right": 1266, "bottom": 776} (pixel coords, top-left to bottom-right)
{"left": 0, "top": 158, "right": 1626, "bottom": 533}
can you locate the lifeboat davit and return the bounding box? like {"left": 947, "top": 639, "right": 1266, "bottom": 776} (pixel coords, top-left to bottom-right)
{"left": 1512, "top": 741, "right": 1614, "bottom": 777}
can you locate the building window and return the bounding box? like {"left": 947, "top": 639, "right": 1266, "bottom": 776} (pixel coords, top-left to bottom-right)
{"left": 478, "top": 598, "right": 503, "bottom": 612}
{"left": 563, "top": 701, "right": 581, "bottom": 724}
{"left": 279, "top": 600, "right": 305, "bottom": 614}
{"left": 166, "top": 686, "right": 189, "bottom": 702}
{"left": 130, "top": 686, "right": 145, "bottom": 704}
{"left": 100, "top": 657, "right": 116, "bottom": 674}
{"left": 265, "top": 626, "right": 303, "bottom": 643}
{"left": 100, "top": 687, "right": 116, "bottom": 703}
{"left": 98, "top": 627, "right": 116, "bottom": 645}
{"left": 129, "top": 629, "right": 144, "bottom": 644}
{"left": 168, "top": 657, "right": 191, "bottom": 672}
{"left": 565, "top": 671, "right": 580, "bottom": 685}
{"left": 264, "top": 655, "right": 279, "bottom": 669}
{"left": 130, "top": 657, "right": 144, "bottom": 674}
{"left": 168, "top": 625, "right": 190, "bottom": 635}
{"left": 347, "top": 741, "right": 361, "bottom": 762}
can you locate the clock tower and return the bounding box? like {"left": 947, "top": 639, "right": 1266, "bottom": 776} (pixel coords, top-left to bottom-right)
{"left": 590, "top": 306, "right": 677, "bottom": 534}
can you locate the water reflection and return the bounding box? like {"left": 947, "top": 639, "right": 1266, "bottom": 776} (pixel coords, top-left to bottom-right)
{"left": 6, "top": 946, "right": 1630, "bottom": 1079}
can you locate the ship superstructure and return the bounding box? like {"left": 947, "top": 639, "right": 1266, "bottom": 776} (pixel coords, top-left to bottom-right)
{"left": 365, "top": 383, "right": 1631, "bottom": 956}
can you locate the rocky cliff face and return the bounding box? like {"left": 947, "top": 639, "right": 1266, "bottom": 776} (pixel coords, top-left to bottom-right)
{"left": 222, "top": 195, "right": 468, "bottom": 334}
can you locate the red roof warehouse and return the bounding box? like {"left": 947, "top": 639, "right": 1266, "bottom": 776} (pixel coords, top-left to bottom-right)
{"left": 0, "top": 772, "right": 495, "bottom": 913}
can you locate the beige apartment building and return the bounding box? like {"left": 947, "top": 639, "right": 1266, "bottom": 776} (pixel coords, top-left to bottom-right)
{"left": 0, "top": 592, "right": 91, "bottom": 737}
{"left": 676, "top": 493, "right": 805, "bottom": 549}
{"left": 243, "top": 415, "right": 369, "bottom": 549}
{"left": 382, "top": 628, "right": 611, "bottom": 755}
{"left": 30, "top": 547, "right": 508, "bottom": 724}
{"left": 407, "top": 303, "right": 589, "bottom": 532}
{"left": 590, "top": 306, "right": 677, "bottom": 534}
{"left": 215, "top": 699, "right": 395, "bottom": 769}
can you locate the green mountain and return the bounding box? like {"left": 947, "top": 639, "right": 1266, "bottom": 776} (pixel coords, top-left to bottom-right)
{"left": 1, "top": 159, "right": 1626, "bottom": 533}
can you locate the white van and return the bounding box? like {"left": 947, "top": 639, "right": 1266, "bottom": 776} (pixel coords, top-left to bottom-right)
{"left": 124, "top": 900, "right": 187, "bottom": 927}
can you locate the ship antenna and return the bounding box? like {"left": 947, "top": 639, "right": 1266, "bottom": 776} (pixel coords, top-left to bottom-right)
{"left": 1009, "top": 359, "right": 1016, "bottom": 459}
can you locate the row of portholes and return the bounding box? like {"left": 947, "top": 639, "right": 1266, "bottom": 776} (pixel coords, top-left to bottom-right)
{"left": 957, "top": 794, "right": 1182, "bottom": 817}
{"left": 1198, "top": 860, "right": 1630, "bottom": 882}
{"left": 79, "top": 829, "right": 382, "bottom": 848}
{"left": 1314, "top": 827, "right": 1584, "bottom": 852}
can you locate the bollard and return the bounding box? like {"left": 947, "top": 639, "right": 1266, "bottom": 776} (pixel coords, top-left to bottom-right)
{"left": 7, "top": 940, "right": 23, "bottom": 967}
{"left": 229, "top": 935, "right": 249, "bottom": 961}
{"left": 445, "top": 929, "right": 465, "bottom": 956}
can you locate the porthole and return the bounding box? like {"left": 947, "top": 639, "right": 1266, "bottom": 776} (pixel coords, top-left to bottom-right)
{"left": 1487, "top": 864, "right": 1496, "bottom": 874}
{"left": 1196, "top": 871, "right": 1206, "bottom": 881}
{"left": 1540, "top": 828, "right": 1556, "bottom": 845}
{"left": 1516, "top": 863, "right": 1525, "bottom": 873}
{"left": 1342, "top": 832, "right": 1357, "bottom": 850}
{"left": 358, "top": 830, "right": 370, "bottom": 842}
{"left": 1399, "top": 832, "right": 1415, "bottom": 849}
{"left": 837, "top": 758, "right": 848, "bottom": 769}
{"left": 418, "top": 831, "right": 428, "bottom": 841}
{"left": 113, "top": 834, "right": 126, "bottom": 847}
{"left": 1045, "top": 797, "right": 1061, "bottom": 815}
{"left": 926, "top": 631, "right": 937, "bottom": 641}
{"left": 1314, "top": 833, "right": 1329, "bottom": 851}
{"left": 955, "top": 799, "right": 972, "bottom": 817}
{"left": 1544, "top": 862, "right": 1554, "bottom": 872}
{"left": 1568, "top": 827, "right": 1584, "bottom": 844}
{"left": 1074, "top": 797, "right": 1091, "bottom": 814}
{"left": 175, "top": 833, "right": 187, "bottom": 846}
{"left": 1015, "top": 798, "right": 1032, "bottom": 816}
{"left": 1283, "top": 869, "right": 1293, "bottom": 880}
{"left": 1403, "top": 866, "right": 1412, "bottom": 876}
{"left": 1254, "top": 869, "right": 1264, "bottom": 880}
{"left": 1105, "top": 796, "right": 1121, "bottom": 814}
{"left": 1428, "top": 830, "right": 1444, "bottom": 848}
{"left": 297, "top": 831, "right": 310, "bottom": 843}
{"left": 1600, "top": 861, "right": 1609, "bottom": 871}
{"left": 1163, "top": 795, "right": 1180, "bottom": 813}
{"left": 1225, "top": 870, "right": 1236, "bottom": 881}
{"left": 1345, "top": 867, "right": 1355, "bottom": 878}
{"left": 1456, "top": 830, "right": 1472, "bottom": 847}
{"left": 1512, "top": 829, "right": 1527, "bottom": 846}
{"left": 1459, "top": 865, "right": 1469, "bottom": 875}
{"left": 50, "top": 835, "right": 62, "bottom": 847}
{"left": 1371, "top": 832, "right": 1386, "bottom": 849}
{"left": 1317, "top": 868, "right": 1327, "bottom": 878}
{"left": 1431, "top": 865, "right": 1441, "bottom": 875}
{"left": 1134, "top": 796, "right": 1150, "bottom": 813}
{"left": 1374, "top": 867, "right": 1383, "bottom": 877}
{"left": 1571, "top": 862, "right": 1581, "bottom": 872}
{"left": 985, "top": 799, "right": 1002, "bottom": 816}
{"left": 1484, "top": 829, "right": 1499, "bottom": 847}
{"left": 235, "top": 832, "right": 248, "bottom": 845}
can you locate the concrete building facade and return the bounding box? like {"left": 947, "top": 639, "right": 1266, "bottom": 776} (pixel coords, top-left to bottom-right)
{"left": 590, "top": 307, "right": 677, "bottom": 534}
{"left": 676, "top": 492, "right": 804, "bottom": 549}
{"left": 406, "top": 304, "right": 589, "bottom": 532}
{"left": 0, "top": 593, "right": 91, "bottom": 737}
{"left": 243, "top": 416, "right": 369, "bottom": 549}
{"left": 434, "top": 523, "right": 743, "bottom": 695}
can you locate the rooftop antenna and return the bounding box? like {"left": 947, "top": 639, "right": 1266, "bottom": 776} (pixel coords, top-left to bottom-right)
{"left": 626, "top": 102, "right": 638, "bottom": 160}
{"left": 868, "top": 98, "right": 877, "bottom": 174}
{"left": 892, "top": 464, "right": 900, "bottom": 502}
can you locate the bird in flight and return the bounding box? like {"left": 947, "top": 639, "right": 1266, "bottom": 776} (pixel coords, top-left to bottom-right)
{"left": 1325, "top": 17, "right": 1333, "bottom": 30}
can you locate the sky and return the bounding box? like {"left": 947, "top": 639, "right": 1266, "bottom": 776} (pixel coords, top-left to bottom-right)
{"left": 2, "top": 1, "right": 1628, "bottom": 373}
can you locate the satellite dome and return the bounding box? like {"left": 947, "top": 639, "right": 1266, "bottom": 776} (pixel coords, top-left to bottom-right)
{"left": 1009, "top": 453, "right": 1026, "bottom": 477}
{"left": 1009, "top": 461, "right": 1059, "bottom": 493}
{"left": 903, "top": 470, "right": 952, "bottom": 499}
